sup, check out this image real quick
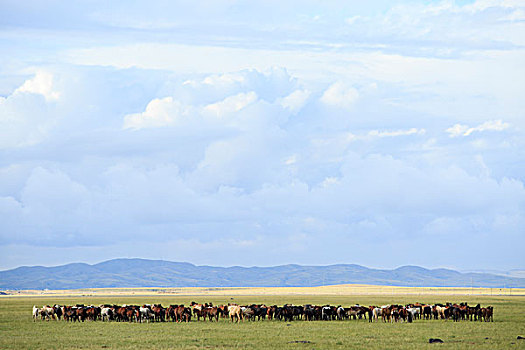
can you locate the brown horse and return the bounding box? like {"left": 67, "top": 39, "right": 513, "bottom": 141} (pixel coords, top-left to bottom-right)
{"left": 382, "top": 307, "right": 391, "bottom": 322}
{"left": 267, "top": 306, "right": 277, "bottom": 320}
{"left": 481, "top": 306, "right": 493, "bottom": 322}
{"left": 206, "top": 307, "right": 221, "bottom": 322}
{"left": 174, "top": 306, "right": 191, "bottom": 322}
{"left": 152, "top": 305, "right": 165, "bottom": 322}
{"left": 126, "top": 308, "right": 139, "bottom": 323}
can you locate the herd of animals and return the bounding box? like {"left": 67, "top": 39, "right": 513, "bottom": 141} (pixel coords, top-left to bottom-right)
{"left": 32, "top": 302, "right": 494, "bottom": 323}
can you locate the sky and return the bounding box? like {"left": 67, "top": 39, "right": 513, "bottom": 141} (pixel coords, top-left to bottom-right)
{"left": 0, "top": 0, "right": 524, "bottom": 271}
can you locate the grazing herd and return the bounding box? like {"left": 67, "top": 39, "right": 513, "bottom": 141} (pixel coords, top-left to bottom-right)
{"left": 32, "top": 301, "right": 494, "bottom": 323}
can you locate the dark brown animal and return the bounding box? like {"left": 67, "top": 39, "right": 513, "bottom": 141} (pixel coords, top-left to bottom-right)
{"left": 206, "top": 306, "right": 221, "bottom": 322}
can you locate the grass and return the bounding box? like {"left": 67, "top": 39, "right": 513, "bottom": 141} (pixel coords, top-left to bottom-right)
{"left": 1, "top": 294, "right": 524, "bottom": 349}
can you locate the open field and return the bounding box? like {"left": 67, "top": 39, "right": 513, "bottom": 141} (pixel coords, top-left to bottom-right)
{"left": 3, "top": 284, "right": 525, "bottom": 297}
{"left": 1, "top": 291, "right": 525, "bottom": 349}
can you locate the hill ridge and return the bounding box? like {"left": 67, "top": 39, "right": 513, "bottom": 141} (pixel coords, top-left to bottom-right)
{"left": 1, "top": 258, "right": 524, "bottom": 290}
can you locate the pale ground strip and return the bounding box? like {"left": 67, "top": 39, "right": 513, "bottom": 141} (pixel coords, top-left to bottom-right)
{"left": 2, "top": 284, "right": 524, "bottom": 297}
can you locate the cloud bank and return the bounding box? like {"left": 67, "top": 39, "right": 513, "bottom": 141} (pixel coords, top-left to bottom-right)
{"left": 1, "top": 0, "right": 524, "bottom": 271}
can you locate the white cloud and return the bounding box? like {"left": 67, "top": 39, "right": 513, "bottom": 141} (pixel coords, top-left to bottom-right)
{"left": 368, "top": 128, "right": 425, "bottom": 138}
{"left": 2, "top": 1, "right": 525, "bottom": 270}
{"left": 123, "top": 97, "right": 187, "bottom": 129}
{"left": 321, "top": 176, "right": 340, "bottom": 187}
{"left": 320, "top": 82, "right": 359, "bottom": 109}
{"left": 284, "top": 154, "right": 298, "bottom": 166}
{"left": 470, "top": 120, "right": 511, "bottom": 134}
{"left": 466, "top": 0, "right": 524, "bottom": 12}
{"left": 446, "top": 123, "right": 470, "bottom": 137}
{"left": 278, "top": 89, "right": 310, "bottom": 114}
{"left": 202, "top": 72, "right": 246, "bottom": 87}
{"left": 0, "top": 76, "right": 57, "bottom": 148}
{"left": 15, "top": 71, "right": 60, "bottom": 101}
{"left": 203, "top": 91, "right": 257, "bottom": 117}
{"left": 446, "top": 119, "right": 510, "bottom": 137}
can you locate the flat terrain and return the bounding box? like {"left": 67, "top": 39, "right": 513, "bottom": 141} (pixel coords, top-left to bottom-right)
{"left": 4, "top": 284, "right": 524, "bottom": 297}
{"left": 1, "top": 292, "right": 524, "bottom": 349}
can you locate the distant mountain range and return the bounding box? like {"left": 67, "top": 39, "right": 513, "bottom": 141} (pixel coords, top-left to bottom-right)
{"left": 461, "top": 269, "right": 525, "bottom": 279}
{"left": 1, "top": 258, "right": 524, "bottom": 290}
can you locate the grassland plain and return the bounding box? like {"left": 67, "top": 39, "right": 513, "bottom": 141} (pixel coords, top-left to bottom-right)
{"left": 1, "top": 294, "right": 524, "bottom": 349}
{"left": 5, "top": 284, "right": 525, "bottom": 297}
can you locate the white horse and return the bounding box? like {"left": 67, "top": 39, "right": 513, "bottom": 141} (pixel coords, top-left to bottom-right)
{"left": 32, "top": 306, "right": 40, "bottom": 321}
{"left": 407, "top": 307, "right": 420, "bottom": 319}
{"left": 101, "top": 307, "right": 113, "bottom": 322}
{"left": 139, "top": 307, "right": 154, "bottom": 322}
{"left": 228, "top": 305, "right": 242, "bottom": 322}
{"left": 435, "top": 305, "right": 447, "bottom": 319}
{"left": 373, "top": 305, "right": 390, "bottom": 321}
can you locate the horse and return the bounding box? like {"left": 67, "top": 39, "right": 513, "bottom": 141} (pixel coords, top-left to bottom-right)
{"left": 53, "top": 305, "right": 63, "bottom": 320}
{"left": 481, "top": 306, "right": 493, "bottom": 322}
{"left": 253, "top": 305, "right": 268, "bottom": 321}
{"left": 101, "top": 307, "right": 113, "bottom": 322}
{"left": 126, "top": 308, "right": 139, "bottom": 323}
{"left": 228, "top": 304, "right": 243, "bottom": 322}
{"left": 175, "top": 307, "right": 191, "bottom": 322}
{"left": 115, "top": 307, "right": 128, "bottom": 322}
{"left": 372, "top": 306, "right": 382, "bottom": 322}
{"left": 281, "top": 306, "right": 294, "bottom": 322}
{"left": 266, "top": 305, "right": 277, "bottom": 320}
{"left": 336, "top": 306, "right": 346, "bottom": 320}
{"left": 406, "top": 307, "right": 420, "bottom": 320}
{"left": 450, "top": 306, "right": 461, "bottom": 322}
{"left": 434, "top": 305, "right": 447, "bottom": 320}
{"left": 170, "top": 305, "right": 185, "bottom": 322}
{"left": 391, "top": 306, "right": 400, "bottom": 323}
{"left": 422, "top": 305, "right": 432, "bottom": 320}
{"left": 321, "top": 306, "right": 333, "bottom": 321}
{"left": 242, "top": 306, "right": 255, "bottom": 321}
{"left": 398, "top": 308, "right": 408, "bottom": 322}
{"left": 193, "top": 307, "right": 207, "bottom": 321}
{"left": 32, "top": 306, "right": 40, "bottom": 321}
{"left": 40, "top": 305, "right": 56, "bottom": 321}
{"left": 206, "top": 306, "right": 221, "bottom": 322}
{"left": 63, "top": 306, "right": 79, "bottom": 322}
{"left": 304, "top": 306, "right": 315, "bottom": 321}
{"left": 381, "top": 307, "right": 391, "bottom": 323}
{"left": 86, "top": 306, "right": 100, "bottom": 321}
{"left": 152, "top": 305, "right": 165, "bottom": 322}
{"left": 140, "top": 306, "right": 155, "bottom": 322}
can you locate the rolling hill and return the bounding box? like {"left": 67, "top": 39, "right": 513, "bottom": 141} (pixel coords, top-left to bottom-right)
{"left": 1, "top": 258, "right": 524, "bottom": 290}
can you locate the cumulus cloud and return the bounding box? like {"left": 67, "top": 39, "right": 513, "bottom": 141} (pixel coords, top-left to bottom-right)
{"left": 0, "top": 67, "right": 522, "bottom": 264}
{"left": 0, "top": 73, "right": 57, "bottom": 148}
{"left": 203, "top": 91, "right": 258, "bottom": 118}
{"left": 177, "top": 68, "right": 296, "bottom": 105}
{"left": 123, "top": 97, "right": 187, "bottom": 129}
{"left": 15, "top": 71, "right": 60, "bottom": 101}
{"left": 202, "top": 72, "right": 246, "bottom": 86}
{"left": 320, "top": 82, "right": 359, "bottom": 109}
{"left": 1, "top": 0, "right": 525, "bottom": 270}
{"left": 278, "top": 89, "right": 310, "bottom": 114}
{"left": 446, "top": 120, "right": 510, "bottom": 137}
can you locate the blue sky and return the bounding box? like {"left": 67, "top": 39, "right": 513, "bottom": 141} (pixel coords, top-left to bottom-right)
{"left": 0, "top": 0, "right": 524, "bottom": 271}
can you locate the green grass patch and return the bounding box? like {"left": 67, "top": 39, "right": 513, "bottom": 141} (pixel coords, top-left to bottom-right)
{"left": 1, "top": 295, "right": 524, "bottom": 349}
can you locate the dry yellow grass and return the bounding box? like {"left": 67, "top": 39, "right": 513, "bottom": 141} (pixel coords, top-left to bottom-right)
{"left": 2, "top": 284, "right": 523, "bottom": 297}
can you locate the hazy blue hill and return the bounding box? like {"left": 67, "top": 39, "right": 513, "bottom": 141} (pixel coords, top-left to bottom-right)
{"left": 1, "top": 258, "right": 524, "bottom": 290}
